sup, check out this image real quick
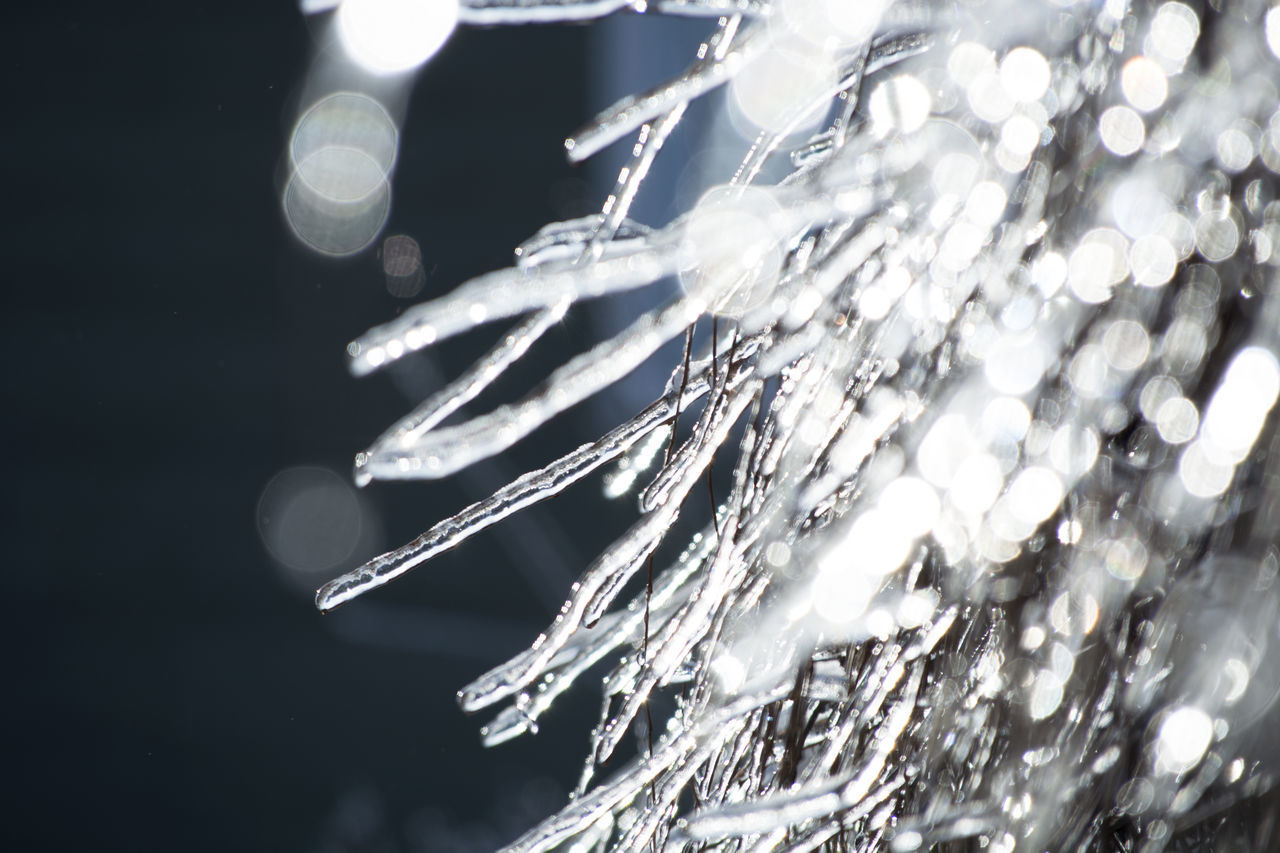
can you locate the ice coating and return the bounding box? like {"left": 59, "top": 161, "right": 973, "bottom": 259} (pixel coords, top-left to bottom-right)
{"left": 304, "top": 0, "right": 1280, "bottom": 851}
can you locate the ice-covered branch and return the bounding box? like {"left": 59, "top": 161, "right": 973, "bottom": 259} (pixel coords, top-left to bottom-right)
{"left": 303, "top": 0, "right": 1280, "bottom": 850}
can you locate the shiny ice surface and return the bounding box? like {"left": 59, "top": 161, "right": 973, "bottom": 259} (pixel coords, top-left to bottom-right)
{"left": 296, "top": 0, "right": 1280, "bottom": 851}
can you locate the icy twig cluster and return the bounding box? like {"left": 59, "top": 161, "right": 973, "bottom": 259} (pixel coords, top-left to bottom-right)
{"left": 314, "top": 1, "right": 1280, "bottom": 850}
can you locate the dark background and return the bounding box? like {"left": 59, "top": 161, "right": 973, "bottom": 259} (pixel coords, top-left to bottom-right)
{"left": 6, "top": 4, "right": 707, "bottom": 850}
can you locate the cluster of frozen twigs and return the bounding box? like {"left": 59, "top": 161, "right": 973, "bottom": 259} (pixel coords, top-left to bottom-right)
{"left": 314, "top": 0, "right": 1280, "bottom": 850}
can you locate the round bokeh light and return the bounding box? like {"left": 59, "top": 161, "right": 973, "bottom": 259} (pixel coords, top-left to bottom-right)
{"left": 337, "top": 0, "right": 459, "bottom": 76}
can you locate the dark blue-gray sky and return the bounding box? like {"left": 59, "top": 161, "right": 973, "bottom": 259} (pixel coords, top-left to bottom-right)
{"left": 4, "top": 4, "right": 665, "bottom": 850}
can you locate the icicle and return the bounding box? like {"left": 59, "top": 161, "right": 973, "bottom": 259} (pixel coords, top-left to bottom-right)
{"left": 478, "top": 533, "right": 707, "bottom": 746}
{"left": 639, "top": 354, "right": 756, "bottom": 512}
{"left": 602, "top": 422, "right": 670, "bottom": 499}
{"left": 357, "top": 302, "right": 570, "bottom": 484}
{"left": 456, "top": 0, "right": 764, "bottom": 26}
{"left": 514, "top": 216, "right": 652, "bottom": 268}
{"left": 457, "top": 0, "right": 633, "bottom": 26}
{"left": 564, "top": 17, "right": 757, "bottom": 163}
{"left": 592, "top": 104, "right": 687, "bottom": 249}
{"left": 730, "top": 31, "right": 935, "bottom": 188}
{"left": 371, "top": 295, "right": 706, "bottom": 481}
{"left": 319, "top": 396, "right": 680, "bottom": 612}
{"left": 460, "top": 385, "right": 757, "bottom": 713}
{"left": 345, "top": 240, "right": 680, "bottom": 377}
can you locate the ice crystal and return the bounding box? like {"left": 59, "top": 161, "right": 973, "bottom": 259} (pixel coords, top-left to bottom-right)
{"left": 299, "top": 1, "right": 1280, "bottom": 851}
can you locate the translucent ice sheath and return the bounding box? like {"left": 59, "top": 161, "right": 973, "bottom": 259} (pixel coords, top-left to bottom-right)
{"left": 310, "top": 1, "right": 1280, "bottom": 851}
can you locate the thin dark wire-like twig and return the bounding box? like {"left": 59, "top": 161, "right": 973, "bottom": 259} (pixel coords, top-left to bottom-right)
{"left": 644, "top": 323, "right": 697, "bottom": 772}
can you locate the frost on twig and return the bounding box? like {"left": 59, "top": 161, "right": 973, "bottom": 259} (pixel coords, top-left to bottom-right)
{"left": 313, "top": 1, "right": 1280, "bottom": 851}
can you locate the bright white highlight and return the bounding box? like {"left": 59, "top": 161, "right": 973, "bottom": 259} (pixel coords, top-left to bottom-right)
{"left": 868, "top": 75, "right": 932, "bottom": 135}
{"left": 918, "top": 414, "right": 979, "bottom": 489}
{"left": 731, "top": 41, "right": 834, "bottom": 136}
{"left": 948, "top": 42, "right": 995, "bottom": 86}
{"left": 1000, "top": 114, "right": 1042, "bottom": 160}
{"left": 878, "top": 477, "right": 941, "bottom": 538}
{"left": 1268, "top": 7, "right": 1280, "bottom": 61}
{"left": 1199, "top": 346, "right": 1280, "bottom": 464}
{"left": 1101, "top": 319, "right": 1150, "bottom": 371}
{"left": 948, "top": 453, "right": 1003, "bottom": 514}
{"left": 1148, "top": 3, "right": 1200, "bottom": 64}
{"left": 1048, "top": 424, "right": 1099, "bottom": 478}
{"left": 1216, "top": 126, "right": 1255, "bottom": 173}
{"left": 1099, "top": 106, "right": 1145, "bottom": 156}
{"left": 1222, "top": 658, "right": 1251, "bottom": 705}
{"left": 337, "top": 0, "right": 459, "bottom": 75}
{"left": 782, "top": 0, "right": 887, "bottom": 47}
{"left": 982, "top": 397, "right": 1031, "bottom": 443}
{"left": 840, "top": 509, "right": 913, "bottom": 578}
{"left": 966, "top": 69, "right": 1014, "bottom": 124}
{"left": 679, "top": 186, "right": 785, "bottom": 316}
{"left": 813, "top": 503, "right": 916, "bottom": 626}
{"left": 1156, "top": 705, "right": 1213, "bottom": 773}
{"left": 710, "top": 655, "right": 747, "bottom": 693}
{"left": 1155, "top": 396, "right": 1198, "bottom": 444}
{"left": 1006, "top": 467, "right": 1063, "bottom": 526}
{"left": 999, "top": 47, "right": 1050, "bottom": 103}
{"left": 965, "top": 181, "right": 1008, "bottom": 226}
{"left": 1179, "top": 440, "right": 1235, "bottom": 498}
{"left": 985, "top": 331, "right": 1047, "bottom": 394}
{"left": 1120, "top": 56, "right": 1168, "bottom": 112}
{"left": 1028, "top": 669, "right": 1064, "bottom": 720}
{"left": 1130, "top": 234, "right": 1176, "bottom": 286}
{"left": 1068, "top": 228, "right": 1130, "bottom": 303}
